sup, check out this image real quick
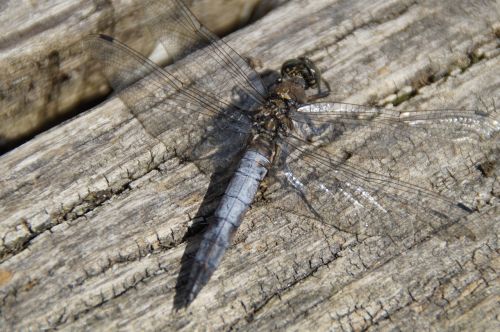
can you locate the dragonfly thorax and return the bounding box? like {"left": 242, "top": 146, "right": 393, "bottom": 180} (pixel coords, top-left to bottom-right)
{"left": 254, "top": 98, "right": 295, "bottom": 137}
{"left": 271, "top": 77, "right": 308, "bottom": 105}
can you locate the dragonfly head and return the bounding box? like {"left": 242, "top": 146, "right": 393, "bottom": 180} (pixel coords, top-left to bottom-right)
{"left": 281, "top": 57, "right": 321, "bottom": 91}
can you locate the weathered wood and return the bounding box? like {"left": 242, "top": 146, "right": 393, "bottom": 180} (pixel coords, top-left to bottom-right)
{"left": 0, "top": 0, "right": 499, "bottom": 330}
{"left": 0, "top": 0, "right": 264, "bottom": 151}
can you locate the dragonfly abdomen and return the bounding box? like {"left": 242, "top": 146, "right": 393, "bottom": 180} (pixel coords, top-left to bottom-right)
{"left": 186, "top": 150, "right": 270, "bottom": 303}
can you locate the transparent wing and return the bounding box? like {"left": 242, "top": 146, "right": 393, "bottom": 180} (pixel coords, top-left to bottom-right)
{"left": 271, "top": 102, "right": 499, "bottom": 241}
{"left": 84, "top": 34, "right": 255, "bottom": 172}
{"left": 292, "top": 102, "right": 498, "bottom": 184}
{"left": 142, "top": 0, "right": 267, "bottom": 111}
{"left": 294, "top": 102, "right": 498, "bottom": 143}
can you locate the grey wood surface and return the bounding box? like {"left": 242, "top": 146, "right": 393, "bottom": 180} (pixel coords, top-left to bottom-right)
{"left": 1, "top": 0, "right": 499, "bottom": 330}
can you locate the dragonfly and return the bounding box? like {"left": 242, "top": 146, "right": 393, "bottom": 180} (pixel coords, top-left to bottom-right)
{"left": 84, "top": 0, "right": 498, "bottom": 306}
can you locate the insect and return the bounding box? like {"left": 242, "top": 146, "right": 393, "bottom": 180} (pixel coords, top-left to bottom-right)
{"left": 85, "top": 0, "right": 498, "bottom": 306}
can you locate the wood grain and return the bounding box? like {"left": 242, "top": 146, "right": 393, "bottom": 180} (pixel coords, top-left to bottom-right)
{"left": 0, "top": 0, "right": 499, "bottom": 330}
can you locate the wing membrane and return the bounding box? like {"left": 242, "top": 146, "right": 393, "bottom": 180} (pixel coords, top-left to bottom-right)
{"left": 273, "top": 135, "right": 478, "bottom": 241}
{"left": 84, "top": 34, "right": 253, "bottom": 172}
{"left": 142, "top": 0, "right": 267, "bottom": 110}
{"left": 294, "top": 102, "right": 498, "bottom": 140}
{"left": 271, "top": 103, "right": 498, "bottom": 241}
{"left": 292, "top": 102, "right": 498, "bottom": 186}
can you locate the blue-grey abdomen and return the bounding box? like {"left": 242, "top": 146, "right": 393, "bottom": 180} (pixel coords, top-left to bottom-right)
{"left": 186, "top": 150, "right": 270, "bottom": 303}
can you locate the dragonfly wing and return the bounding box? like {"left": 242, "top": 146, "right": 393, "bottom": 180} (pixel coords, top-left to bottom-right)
{"left": 294, "top": 102, "right": 499, "bottom": 140}
{"left": 291, "top": 102, "right": 499, "bottom": 190}
{"left": 269, "top": 103, "right": 498, "bottom": 241}
{"left": 142, "top": 0, "right": 267, "bottom": 111}
{"left": 272, "top": 135, "right": 476, "bottom": 241}
{"left": 84, "top": 34, "right": 254, "bottom": 173}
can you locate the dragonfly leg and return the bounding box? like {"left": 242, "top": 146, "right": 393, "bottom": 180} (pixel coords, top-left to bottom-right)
{"left": 307, "top": 77, "right": 331, "bottom": 102}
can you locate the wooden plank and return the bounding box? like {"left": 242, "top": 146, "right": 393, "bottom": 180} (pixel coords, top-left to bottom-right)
{"left": 0, "top": 0, "right": 499, "bottom": 330}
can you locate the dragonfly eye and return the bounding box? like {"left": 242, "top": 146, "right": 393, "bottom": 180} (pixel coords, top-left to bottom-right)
{"left": 281, "top": 57, "right": 320, "bottom": 90}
